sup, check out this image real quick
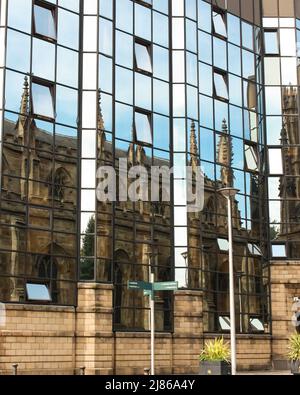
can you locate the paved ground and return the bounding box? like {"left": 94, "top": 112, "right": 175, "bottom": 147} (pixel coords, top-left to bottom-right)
{"left": 237, "top": 370, "right": 291, "bottom": 375}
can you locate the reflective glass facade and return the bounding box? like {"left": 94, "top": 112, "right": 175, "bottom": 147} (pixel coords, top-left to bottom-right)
{"left": 0, "top": 0, "right": 80, "bottom": 305}
{"left": 0, "top": 0, "right": 299, "bottom": 335}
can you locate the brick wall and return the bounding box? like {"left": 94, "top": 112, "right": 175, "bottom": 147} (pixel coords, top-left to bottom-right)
{"left": 0, "top": 304, "right": 75, "bottom": 375}
{"left": 203, "top": 335, "right": 272, "bottom": 371}
{"left": 270, "top": 261, "right": 300, "bottom": 369}
{"left": 0, "top": 283, "right": 278, "bottom": 374}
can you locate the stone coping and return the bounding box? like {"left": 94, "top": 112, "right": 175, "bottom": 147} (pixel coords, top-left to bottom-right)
{"left": 114, "top": 331, "right": 173, "bottom": 339}
{"left": 174, "top": 290, "right": 203, "bottom": 296}
{"left": 174, "top": 312, "right": 203, "bottom": 318}
{"left": 78, "top": 282, "right": 114, "bottom": 290}
{"left": 204, "top": 333, "right": 272, "bottom": 340}
{"left": 76, "top": 307, "right": 113, "bottom": 314}
{"left": 0, "top": 330, "right": 75, "bottom": 337}
{"left": 270, "top": 260, "right": 300, "bottom": 266}
{"left": 3, "top": 304, "right": 75, "bottom": 313}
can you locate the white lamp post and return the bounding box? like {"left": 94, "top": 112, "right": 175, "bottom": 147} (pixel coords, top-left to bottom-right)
{"left": 145, "top": 248, "right": 159, "bottom": 376}
{"left": 218, "top": 187, "right": 239, "bottom": 376}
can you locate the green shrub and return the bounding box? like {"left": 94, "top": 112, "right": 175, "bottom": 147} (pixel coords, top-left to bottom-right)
{"left": 199, "top": 337, "right": 230, "bottom": 363}
{"left": 288, "top": 334, "right": 300, "bottom": 361}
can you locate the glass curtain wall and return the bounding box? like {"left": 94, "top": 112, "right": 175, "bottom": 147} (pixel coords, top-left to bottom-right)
{"left": 0, "top": 0, "right": 80, "bottom": 305}
{"left": 263, "top": 0, "right": 300, "bottom": 260}
{"left": 196, "top": 0, "right": 270, "bottom": 334}
{"left": 0, "top": 0, "right": 272, "bottom": 334}
{"left": 79, "top": 0, "right": 173, "bottom": 332}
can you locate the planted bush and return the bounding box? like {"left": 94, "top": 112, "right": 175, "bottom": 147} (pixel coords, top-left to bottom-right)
{"left": 288, "top": 334, "right": 300, "bottom": 361}
{"left": 199, "top": 337, "right": 230, "bottom": 362}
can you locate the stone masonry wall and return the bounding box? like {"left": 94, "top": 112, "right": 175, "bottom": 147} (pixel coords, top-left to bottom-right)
{"left": 270, "top": 261, "right": 300, "bottom": 370}
{"left": 0, "top": 283, "right": 276, "bottom": 374}
{"left": 0, "top": 304, "right": 75, "bottom": 375}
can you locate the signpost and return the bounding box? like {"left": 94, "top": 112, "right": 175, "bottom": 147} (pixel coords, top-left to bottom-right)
{"left": 128, "top": 278, "right": 178, "bottom": 375}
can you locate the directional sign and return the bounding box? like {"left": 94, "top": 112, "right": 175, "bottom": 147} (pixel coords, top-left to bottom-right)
{"left": 153, "top": 281, "right": 178, "bottom": 291}
{"left": 144, "top": 289, "right": 153, "bottom": 297}
{"left": 128, "top": 281, "right": 153, "bottom": 291}
{"left": 128, "top": 278, "right": 179, "bottom": 376}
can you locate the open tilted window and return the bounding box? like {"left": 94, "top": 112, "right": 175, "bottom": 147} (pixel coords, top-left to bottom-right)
{"left": 214, "top": 71, "right": 228, "bottom": 100}
{"left": 135, "top": 111, "right": 152, "bottom": 145}
{"left": 26, "top": 283, "right": 52, "bottom": 302}
{"left": 213, "top": 10, "right": 227, "bottom": 38}
{"left": 32, "top": 80, "right": 55, "bottom": 120}
{"left": 33, "top": 1, "right": 56, "bottom": 41}
{"left": 135, "top": 41, "right": 152, "bottom": 74}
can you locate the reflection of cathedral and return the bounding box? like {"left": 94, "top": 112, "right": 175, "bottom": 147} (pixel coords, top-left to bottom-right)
{"left": 0, "top": 78, "right": 268, "bottom": 333}
{"left": 279, "top": 87, "right": 300, "bottom": 257}
{"left": 0, "top": 77, "right": 77, "bottom": 304}
{"left": 91, "top": 93, "right": 266, "bottom": 333}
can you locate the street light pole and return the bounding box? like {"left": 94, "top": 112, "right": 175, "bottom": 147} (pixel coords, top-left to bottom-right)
{"left": 150, "top": 271, "right": 155, "bottom": 375}
{"left": 146, "top": 249, "right": 158, "bottom": 376}
{"left": 218, "top": 187, "right": 239, "bottom": 376}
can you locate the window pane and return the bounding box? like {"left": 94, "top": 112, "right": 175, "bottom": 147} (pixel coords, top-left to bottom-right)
{"left": 218, "top": 239, "right": 229, "bottom": 251}
{"left": 264, "top": 57, "right": 280, "bottom": 85}
{"left": 153, "top": 11, "right": 169, "bottom": 47}
{"left": 34, "top": 5, "right": 56, "bottom": 40}
{"left": 272, "top": 244, "right": 286, "bottom": 258}
{"left": 26, "top": 283, "right": 51, "bottom": 301}
{"left": 135, "top": 112, "right": 152, "bottom": 144}
{"left": 245, "top": 144, "right": 258, "bottom": 171}
{"left": 228, "top": 44, "right": 241, "bottom": 76}
{"left": 135, "top": 3, "right": 151, "bottom": 41}
{"left": 269, "top": 148, "right": 283, "bottom": 174}
{"left": 281, "top": 57, "right": 297, "bottom": 85}
{"left": 57, "top": 47, "right": 78, "bottom": 88}
{"left": 229, "top": 74, "right": 242, "bottom": 106}
{"left": 242, "top": 21, "right": 253, "bottom": 50}
{"left": 214, "top": 72, "right": 228, "bottom": 100}
{"left": 213, "top": 11, "right": 227, "bottom": 37}
{"left": 265, "top": 87, "right": 282, "bottom": 115}
{"left": 116, "top": 0, "right": 133, "bottom": 34}
{"left": 264, "top": 31, "right": 279, "bottom": 54}
{"left": 32, "top": 83, "right": 54, "bottom": 119}
{"left": 214, "top": 37, "right": 227, "bottom": 70}
{"left": 32, "top": 38, "right": 55, "bottom": 81}
{"left": 6, "top": 29, "right": 31, "bottom": 73}
{"left": 56, "top": 85, "right": 78, "bottom": 126}
{"left": 135, "top": 73, "right": 151, "bottom": 110}
{"left": 153, "top": 45, "right": 169, "bottom": 81}
{"left": 199, "top": 31, "right": 212, "bottom": 64}
{"left": 8, "top": 0, "right": 32, "bottom": 33}
{"left": 198, "top": 0, "right": 211, "bottom": 32}
{"left": 116, "top": 31, "right": 133, "bottom": 68}
{"left": 199, "top": 63, "right": 212, "bottom": 95}
{"left": 280, "top": 28, "right": 296, "bottom": 56}
{"left": 116, "top": 66, "right": 133, "bottom": 104}
{"left": 58, "top": 8, "right": 79, "bottom": 50}
{"left": 228, "top": 14, "right": 240, "bottom": 45}
{"left": 219, "top": 316, "right": 231, "bottom": 330}
{"left": 99, "top": 18, "right": 113, "bottom": 56}
{"left": 135, "top": 43, "right": 152, "bottom": 73}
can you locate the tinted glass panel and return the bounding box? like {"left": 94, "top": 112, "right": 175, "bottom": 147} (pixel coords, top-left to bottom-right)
{"left": 135, "top": 112, "right": 152, "bottom": 144}
{"left": 213, "top": 11, "right": 227, "bottom": 37}
{"left": 32, "top": 83, "right": 54, "bottom": 119}
{"left": 135, "top": 43, "right": 152, "bottom": 73}
{"left": 214, "top": 72, "right": 228, "bottom": 100}
{"left": 34, "top": 5, "right": 56, "bottom": 40}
